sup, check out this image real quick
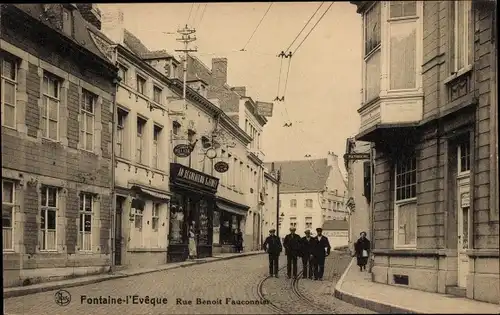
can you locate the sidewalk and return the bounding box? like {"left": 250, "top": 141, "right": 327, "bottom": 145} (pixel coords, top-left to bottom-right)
{"left": 4, "top": 250, "right": 264, "bottom": 299}
{"left": 334, "top": 258, "right": 500, "bottom": 314}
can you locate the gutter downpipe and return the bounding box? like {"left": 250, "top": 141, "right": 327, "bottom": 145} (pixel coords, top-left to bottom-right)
{"left": 110, "top": 46, "right": 119, "bottom": 272}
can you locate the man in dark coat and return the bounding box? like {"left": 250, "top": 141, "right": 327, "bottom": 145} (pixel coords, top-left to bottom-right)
{"left": 312, "top": 227, "right": 331, "bottom": 280}
{"left": 263, "top": 228, "right": 282, "bottom": 278}
{"left": 283, "top": 227, "right": 302, "bottom": 279}
{"left": 300, "top": 229, "right": 315, "bottom": 279}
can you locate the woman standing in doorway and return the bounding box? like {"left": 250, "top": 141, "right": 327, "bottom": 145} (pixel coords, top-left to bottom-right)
{"left": 188, "top": 222, "right": 197, "bottom": 260}
{"left": 354, "top": 231, "right": 370, "bottom": 271}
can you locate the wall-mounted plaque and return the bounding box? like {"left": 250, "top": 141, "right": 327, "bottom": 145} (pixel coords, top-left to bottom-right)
{"left": 173, "top": 144, "right": 192, "bottom": 158}
{"left": 214, "top": 161, "right": 229, "bottom": 173}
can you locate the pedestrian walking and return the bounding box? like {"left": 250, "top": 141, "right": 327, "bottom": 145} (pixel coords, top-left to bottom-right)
{"left": 300, "top": 229, "right": 315, "bottom": 279}
{"left": 263, "top": 228, "right": 282, "bottom": 278}
{"left": 234, "top": 228, "right": 243, "bottom": 253}
{"left": 354, "top": 231, "right": 371, "bottom": 271}
{"left": 312, "top": 227, "right": 331, "bottom": 281}
{"left": 283, "top": 227, "right": 301, "bottom": 279}
{"left": 188, "top": 223, "right": 197, "bottom": 260}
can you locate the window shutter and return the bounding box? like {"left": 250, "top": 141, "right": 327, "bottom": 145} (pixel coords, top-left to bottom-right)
{"left": 363, "top": 161, "right": 371, "bottom": 203}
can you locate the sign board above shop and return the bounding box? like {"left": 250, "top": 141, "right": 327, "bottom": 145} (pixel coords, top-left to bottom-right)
{"left": 170, "top": 163, "right": 220, "bottom": 193}
{"left": 173, "top": 144, "right": 192, "bottom": 158}
{"left": 343, "top": 153, "right": 370, "bottom": 160}
{"left": 255, "top": 101, "right": 274, "bottom": 117}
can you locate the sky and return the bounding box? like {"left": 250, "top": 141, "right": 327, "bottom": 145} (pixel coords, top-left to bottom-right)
{"left": 100, "top": 2, "right": 362, "bottom": 174}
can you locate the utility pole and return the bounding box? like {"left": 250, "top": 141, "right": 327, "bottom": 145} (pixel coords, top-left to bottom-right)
{"left": 175, "top": 25, "right": 197, "bottom": 111}
{"left": 276, "top": 167, "right": 281, "bottom": 238}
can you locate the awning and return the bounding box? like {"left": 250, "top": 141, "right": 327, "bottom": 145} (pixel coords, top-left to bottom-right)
{"left": 216, "top": 202, "right": 247, "bottom": 216}
{"left": 132, "top": 185, "right": 171, "bottom": 201}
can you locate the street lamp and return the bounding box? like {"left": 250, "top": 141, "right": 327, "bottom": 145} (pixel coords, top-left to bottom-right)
{"left": 279, "top": 212, "right": 285, "bottom": 238}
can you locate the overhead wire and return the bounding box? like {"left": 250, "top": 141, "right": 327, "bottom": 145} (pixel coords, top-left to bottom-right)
{"left": 291, "top": 2, "right": 333, "bottom": 55}
{"left": 195, "top": 3, "right": 208, "bottom": 28}
{"left": 186, "top": 3, "right": 195, "bottom": 26}
{"left": 241, "top": 3, "right": 274, "bottom": 51}
{"left": 284, "top": 2, "right": 324, "bottom": 53}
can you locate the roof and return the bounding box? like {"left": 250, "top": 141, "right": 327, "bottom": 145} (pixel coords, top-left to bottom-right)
{"left": 264, "top": 159, "right": 330, "bottom": 192}
{"left": 123, "top": 29, "right": 150, "bottom": 55}
{"left": 322, "top": 220, "right": 349, "bottom": 231}
{"left": 141, "top": 50, "right": 174, "bottom": 60}
{"left": 11, "top": 4, "right": 113, "bottom": 66}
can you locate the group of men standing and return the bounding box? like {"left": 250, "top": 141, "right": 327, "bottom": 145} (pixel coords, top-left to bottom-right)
{"left": 263, "top": 227, "right": 331, "bottom": 281}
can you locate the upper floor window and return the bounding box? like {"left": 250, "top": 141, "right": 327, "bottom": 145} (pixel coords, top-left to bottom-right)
{"left": 172, "top": 121, "right": 181, "bottom": 136}
{"left": 116, "top": 108, "right": 128, "bottom": 158}
{"left": 42, "top": 74, "right": 60, "bottom": 141}
{"left": 458, "top": 136, "right": 471, "bottom": 174}
{"left": 290, "top": 199, "right": 297, "bottom": 208}
{"left": 118, "top": 64, "right": 128, "bottom": 85}
{"left": 62, "top": 8, "right": 73, "bottom": 36}
{"left": 2, "top": 180, "right": 15, "bottom": 250}
{"left": 136, "top": 117, "right": 146, "bottom": 164}
{"left": 153, "top": 85, "right": 162, "bottom": 104}
{"left": 364, "top": 3, "right": 381, "bottom": 56}
{"left": 136, "top": 75, "right": 146, "bottom": 94}
{"left": 451, "top": 1, "right": 472, "bottom": 73}
{"left": 152, "top": 124, "right": 162, "bottom": 169}
{"left": 389, "top": 1, "right": 416, "bottom": 18}
{"left": 290, "top": 217, "right": 297, "bottom": 228}
{"left": 305, "top": 199, "right": 313, "bottom": 208}
{"left": 1, "top": 57, "right": 17, "bottom": 129}
{"left": 305, "top": 217, "right": 312, "bottom": 229}
{"left": 152, "top": 203, "right": 160, "bottom": 232}
{"left": 395, "top": 155, "right": 417, "bottom": 202}
{"left": 81, "top": 90, "right": 96, "bottom": 151}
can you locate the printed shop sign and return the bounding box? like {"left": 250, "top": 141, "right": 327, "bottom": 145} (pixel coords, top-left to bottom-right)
{"left": 173, "top": 144, "right": 192, "bottom": 158}
{"left": 214, "top": 161, "right": 229, "bottom": 173}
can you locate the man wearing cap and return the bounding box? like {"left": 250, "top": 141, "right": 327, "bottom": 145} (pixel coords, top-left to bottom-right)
{"left": 312, "top": 227, "right": 331, "bottom": 280}
{"left": 263, "top": 228, "right": 282, "bottom": 278}
{"left": 283, "top": 227, "right": 302, "bottom": 279}
{"left": 300, "top": 229, "right": 315, "bottom": 279}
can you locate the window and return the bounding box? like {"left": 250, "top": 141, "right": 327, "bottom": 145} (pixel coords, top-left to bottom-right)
{"left": 458, "top": 137, "right": 471, "bottom": 174}
{"left": 390, "top": 1, "right": 416, "bottom": 18}
{"left": 1, "top": 57, "right": 17, "bottom": 128}
{"left": 78, "top": 193, "right": 93, "bottom": 251}
{"left": 40, "top": 186, "right": 58, "bottom": 251}
{"left": 152, "top": 204, "right": 159, "bottom": 231}
{"left": 136, "top": 75, "right": 146, "bottom": 94}
{"left": 42, "top": 74, "right": 60, "bottom": 140}
{"left": 172, "top": 121, "right": 181, "bottom": 136}
{"left": 364, "top": 3, "right": 381, "bottom": 56}
{"left": 136, "top": 117, "right": 146, "bottom": 164}
{"left": 116, "top": 108, "right": 128, "bottom": 158}
{"left": 305, "top": 199, "right": 313, "bottom": 208}
{"left": 153, "top": 86, "right": 162, "bottom": 104}
{"left": 290, "top": 199, "right": 297, "bottom": 208}
{"left": 305, "top": 217, "right": 312, "bottom": 229}
{"left": 134, "top": 209, "right": 143, "bottom": 230}
{"left": 451, "top": 1, "right": 472, "bottom": 73}
{"left": 394, "top": 156, "right": 417, "bottom": 248}
{"left": 62, "top": 8, "right": 73, "bottom": 36}
{"left": 81, "top": 90, "right": 95, "bottom": 151}
{"left": 153, "top": 125, "right": 162, "bottom": 169}
{"left": 118, "top": 64, "right": 128, "bottom": 84}
{"left": 2, "top": 180, "right": 15, "bottom": 250}
{"left": 290, "top": 217, "right": 297, "bottom": 228}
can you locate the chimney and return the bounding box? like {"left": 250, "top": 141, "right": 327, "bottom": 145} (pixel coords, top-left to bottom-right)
{"left": 232, "top": 86, "right": 246, "bottom": 97}
{"left": 211, "top": 58, "right": 228, "bottom": 87}
{"left": 76, "top": 4, "right": 102, "bottom": 30}
{"left": 327, "top": 151, "right": 338, "bottom": 167}
{"left": 100, "top": 6, "right": 125, "bottom": 45}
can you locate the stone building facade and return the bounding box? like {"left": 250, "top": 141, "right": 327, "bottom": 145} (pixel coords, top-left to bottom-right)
{"left": 351, "top": 0, "right": 498, "bottom": 304}
{"left": 1, "top": 4, "right": 117, "bottom": 287}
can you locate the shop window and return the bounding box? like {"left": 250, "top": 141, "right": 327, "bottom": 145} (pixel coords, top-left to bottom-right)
{"left": 169, "top": 199, "right": 185, "bottom": 245}
{"left": 2, "top": 180, "right": 15, "bottom": 250}
{"left": 1, "top": 56, "right": 17, "bottom": 129}
{"left": 40, "top": 186, "right": 58, "bottom": 251}
{"left": 394, "top": 155, "right": 417, "bottom": 248}
{"left": 213, "top": 210, "right": 220, "bottom": 245}
{"left": 78, "top": 193, "right": 93, "bottom": 251}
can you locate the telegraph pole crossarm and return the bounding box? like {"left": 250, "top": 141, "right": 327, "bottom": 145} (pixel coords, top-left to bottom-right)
{"left": 175, "top": 24, "right": 198, "bottom": 113}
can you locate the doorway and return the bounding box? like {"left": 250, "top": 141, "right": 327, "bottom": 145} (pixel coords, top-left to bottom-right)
{"left": 115, "top": 196, "right": 126, "bottom": 266}
{"left": 456, "top": 138, "right": 471, "bottom": 288}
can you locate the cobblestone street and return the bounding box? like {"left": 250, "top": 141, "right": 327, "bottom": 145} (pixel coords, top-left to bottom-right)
{"left": 4, "top": 252, "right": 374, "bottom": 315}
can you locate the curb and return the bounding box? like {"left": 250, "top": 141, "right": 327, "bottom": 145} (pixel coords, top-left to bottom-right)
{"left": 333, "top": 257, "right": 420, "bottom": 314}
{"left": 4, "top": 251, "right": 265, "bottom": 299}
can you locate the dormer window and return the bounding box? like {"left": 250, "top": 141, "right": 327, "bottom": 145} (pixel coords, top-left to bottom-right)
{"left": 62, "top": 8, "right": 74, "bottom": 37}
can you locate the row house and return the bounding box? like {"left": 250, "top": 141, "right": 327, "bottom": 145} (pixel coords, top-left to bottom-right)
{"left": 1, "top": 4, "right": 117, "bottom": 287}
{"left": 263, "top": 167, "right": 279, "bottom": 240}
{"left": 185, "top": 55, "right": 273, "bottom": 251}
{"left": 350, "top": 0, "right": 498, "bottom": 304}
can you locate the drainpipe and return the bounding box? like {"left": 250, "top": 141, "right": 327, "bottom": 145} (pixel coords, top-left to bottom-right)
{"left": 369, "top": 143, "right": 375, "bottom": 271}
{"left": 110, "top": 46, "right": 119, "bottom": 271}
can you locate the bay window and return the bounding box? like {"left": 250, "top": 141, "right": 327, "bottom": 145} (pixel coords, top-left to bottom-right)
{"left": 451, "top": 1, "right": 472, "bottom": 73}
{"left": 394, "top": 155, "right": 417, "bottom": 248}
{"left": 40, "top": 186, "right": 58, "bottom": 251}
{"left": 364, "top": 2, "right": 381, "bottom": 102}
{"left": 1, "top": 57, "right": 17, "bottom": 129}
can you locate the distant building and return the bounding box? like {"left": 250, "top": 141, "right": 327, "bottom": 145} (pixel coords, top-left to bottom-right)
{"left": 350, "top": 0, "right": 498, "bottom": 304}
{"left": 267, "top": 152, "right": 347, "bottom": 239}
{"left": 262, "top": 168, "right": 279, "bottom": 241}
{"left": 321, "top": 220, "right": 349, "bottom": 249}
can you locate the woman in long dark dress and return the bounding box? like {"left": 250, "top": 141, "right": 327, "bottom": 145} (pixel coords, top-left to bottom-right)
{"left": 354, "top": 231, "right": 371, "bottom": 271}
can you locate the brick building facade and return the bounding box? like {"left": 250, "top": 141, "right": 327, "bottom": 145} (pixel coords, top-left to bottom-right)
{"left": 1, "top": 4, "right": 117, "bottom": 287}
{"left": 351, "top": 1, "right": 498, "bottom": 304}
